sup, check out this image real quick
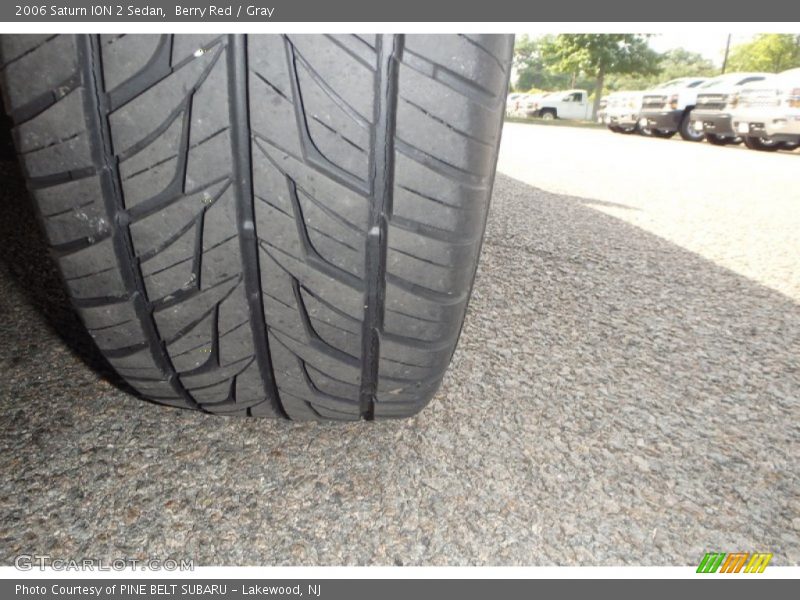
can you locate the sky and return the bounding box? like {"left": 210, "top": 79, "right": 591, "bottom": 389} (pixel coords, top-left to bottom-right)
{"left": 647, "top": 33, "right": 756, "bottom": 66}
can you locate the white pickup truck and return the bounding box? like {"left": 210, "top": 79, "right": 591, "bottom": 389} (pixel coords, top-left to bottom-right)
{"left": 528, "top": 89, "right": 593, "bottom": 121}
{"left": 730, "top": 67, "right": 800, "bottom": 151}
{"left": 513, "top": 92, "right": 552, "bottom": 119}
{"left": 689, "top": 72, "right": 772, "bottom": 145}
{"left": 640, "top": 77, "right": 710, "bottom": 140}
{"left": 604, "top": 91, "right": 646, "bottom": 133}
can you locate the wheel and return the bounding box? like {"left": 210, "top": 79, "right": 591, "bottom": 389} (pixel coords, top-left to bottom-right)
{"left": 678, "top": 112, "right": 704, "bottom": 142}
{"left": 743, "top": 136, "right": 781, "bottom": 152}
{"left": 705, "top": 133, "right": 734, "bottom": 146}
{"left": 0, "top": 34, "right": 513, "bottom": 420}
{"left": 650, "top": 129, "right": 675, "bottom": 139}
{"left": 607, "top": 125, "right": 623, "bottom": 133}
{"left": 636, "top": 123, "right": 653, "bottom": 137}
{"left": 541, "top": 110, "right": 556, "bottom": 121}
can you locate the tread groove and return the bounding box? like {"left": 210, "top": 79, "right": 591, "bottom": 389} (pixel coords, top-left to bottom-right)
{"left": 359, "top": 34, "right": 403, "bottom": 420}
{"left": 227, "top": 34, "right": 285, "bottom": 417}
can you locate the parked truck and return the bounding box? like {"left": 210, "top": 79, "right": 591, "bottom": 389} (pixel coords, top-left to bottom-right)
{"left": 529, "top": 89, "right": 593, "bottom": 121}
{"left": 604, "top": 91, "right": 646, "bottom": 134}
{"left": 640, "top": 77, "right": 710, "bottom": 141}
{"left": 730, "top": 67, "right": 800, "bottom": 151}
{"left": 688, "top": 72, "right": 772, "bottom": 145}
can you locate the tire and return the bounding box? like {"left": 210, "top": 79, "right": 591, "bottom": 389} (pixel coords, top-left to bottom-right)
{"left": 650, "top": 129, "right": 675, "bottom": 139}
{"left": 743, "top": 136, "right": 781, "bottom": 152}
{"left": 607, "top": 125, "right": 623, "bottom": 133}
{"left": 705, "top": 133, "right": 734, "bottom": 146}
{"left": 540, "top": 109, "right": 555, "bottom": 120}
{"left": 678, "top": 111, "right": 704, "bottom": 142}
{"left": 0, "top": 34, "right": 513, "bottom": 420}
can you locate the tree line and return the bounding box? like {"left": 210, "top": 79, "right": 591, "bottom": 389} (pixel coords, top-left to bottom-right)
{"left": 513, "top": 34, "right": 800, "bottom": 119}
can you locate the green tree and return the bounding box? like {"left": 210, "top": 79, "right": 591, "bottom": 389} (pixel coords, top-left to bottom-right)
{"left": 513, "top": 34, "right": 569, "bottom": 91}
{"left": 606, "top": 48, "right": 716, "bottom": 91}
{"left": 542, "top": 34, "right": 661, "bottom": 118}
{"left": 652, "top": 48, "right": 717, "bottom": 80}
{"left": 727, "top": 34, "right": 800, "bottom": 72}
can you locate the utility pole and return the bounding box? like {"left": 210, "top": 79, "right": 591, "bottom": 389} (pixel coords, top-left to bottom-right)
{"left": 721, "top": 34, "right": 732, "bottom": 74}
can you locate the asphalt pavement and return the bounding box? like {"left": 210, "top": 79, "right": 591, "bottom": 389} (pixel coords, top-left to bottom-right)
{"left": 1, "top": 122, "right": 798, "bottom": 566}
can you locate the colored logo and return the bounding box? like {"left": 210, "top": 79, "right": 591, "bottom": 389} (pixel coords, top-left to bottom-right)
{"left": 697, "top": 552, "right": 773, "bottom": 573}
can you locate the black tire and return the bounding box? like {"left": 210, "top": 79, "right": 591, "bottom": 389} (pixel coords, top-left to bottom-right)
{"left": 540, "top": 109, "right": 556, "bottom": 120}
{"left": 678, "top": 111, "right": 704, "bottom": 142}
{"left": 742, "top": 136, "right": 781, "bottom": 152}
{"left": 0, "top": 34, "right": 513, "bottom": 420}
{"left": 607, "top": 124, "right": 623, "bottom": 133}
{"left": 705, "top": 133, "right": 734, "bottom": 146}
{"left": 650, "top": 129, "right": 675, "bottom": 139}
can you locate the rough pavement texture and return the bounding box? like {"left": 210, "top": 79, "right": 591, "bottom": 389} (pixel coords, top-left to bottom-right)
{"left": 1, "top": 121, "right": 798, "bottom": 565}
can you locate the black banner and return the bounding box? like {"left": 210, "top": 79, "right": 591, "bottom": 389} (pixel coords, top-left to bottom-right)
{"left": 4, "top": 579, "right": 800, "bottom": 600}
{"left": 2, "top": 0, "right": 800, "bottom": 22}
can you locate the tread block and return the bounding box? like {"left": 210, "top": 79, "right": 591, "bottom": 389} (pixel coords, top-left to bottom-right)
{"left": 42, "top": 199, "right": 109, "bottom": 249}
{"left": 109, "top": 47, "right": 218, "bottom": 154}
{"left": 14, "top": 88, "right": 86, "bottom": 153}
{"left": 396, "top": 98, "right": 498, "bottom": 176}
{"left": 180, "top": 354, "right": 253, "bottom": 390}
{"left": 403, "top": 34, "right": 509, "bottom": 101}
{"left": 1, "top": 35, "right": 77, "bottom": 112}
{"left": 171, "top": 35, "right": 224, "bottom": 67}
{"left": 100, "top": 34, "right": 163, "bottom": 93}
{"left": 397, "top": 63, "right": 498, "bottom": 143}
{"left": 288, "top": 35, "right": 376, "bottom": 124}
{"left": 0, "top": 35, "right": 54, "bottom": 67}
{"left": 118, "top": 108, "right": 184, "bottom": 180}
{"left": 153, "top": 275, "right": 240, "bottom": 341}
{"left": 59, "top": 237, "right": 126, "bottom": 298}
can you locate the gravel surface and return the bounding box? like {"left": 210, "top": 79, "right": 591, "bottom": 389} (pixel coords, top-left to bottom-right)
{"left": 1, "top": 122, "right": 798, "bottom": 566}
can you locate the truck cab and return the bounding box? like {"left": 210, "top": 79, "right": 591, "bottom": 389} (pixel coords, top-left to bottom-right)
{"left": 640, "top": 77, "right": 709, "bottom": 141}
